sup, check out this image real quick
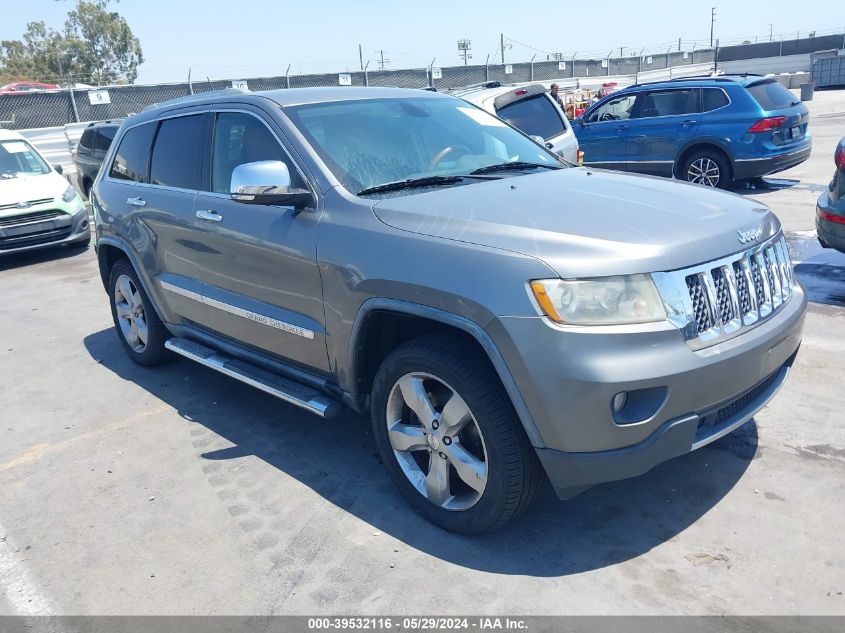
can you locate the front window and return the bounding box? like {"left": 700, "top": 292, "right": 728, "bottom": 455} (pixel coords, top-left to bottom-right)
{"left": 496, "top": 95, "right": 565, "bottom": 141}
{"left": 585, "top": 94, "right": 639, "bottom": 123}
{"left": 284, "top": 97, "right": 561, "bottom": 194}
{"left": 0, "top": 139, "right": 50, "bottom": 178}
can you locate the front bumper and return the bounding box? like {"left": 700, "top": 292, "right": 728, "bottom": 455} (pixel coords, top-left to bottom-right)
{"left": 0, "top": 202, "right": 89, "bottom": 255}
{"left": 733, "top": 142, "right": 812, "bottom": 180}
{"left": 489, "top": 282, "right": 806, "bottom": 497}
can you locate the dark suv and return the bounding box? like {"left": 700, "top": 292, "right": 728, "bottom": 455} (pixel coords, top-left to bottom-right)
{"left": 574, "top": 75, "right": 812, "bottom": 188}
{"left": 72, "top": 120, "right": 121, "bottom": 197}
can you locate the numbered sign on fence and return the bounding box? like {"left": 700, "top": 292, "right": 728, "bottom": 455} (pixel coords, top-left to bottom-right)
{"left": 646, "top": 56, "right": 653, "bottom": 64}
{"left": 431, "top": 67, "right": 442, "bottom": 80}
{"left": 87, "top": 90, "right": 111, "bottom": 105}
{"left": 232, "top": 80, "right": 249, "bottom": 90}
{"left": 601, "top": 59, "right": 608, "bottom": 68}
{"left": 683, "top": 51, "right": 689, "bottom": 59}
{"left": 338, "top": 73, "right": 352, "bottom": 86}
{"left": 504, "top": 65, "right": 513, "bottom": 75}
{"left": 558, "top": 61, "right": 566, "bottom": 70}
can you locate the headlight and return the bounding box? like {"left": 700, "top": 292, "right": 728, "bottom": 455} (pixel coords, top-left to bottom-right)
{"left": 61, "top": 184, "right": 78, "bottom": 203}
{"left": 529, "top": 274, "right": 666, "bottom": 325}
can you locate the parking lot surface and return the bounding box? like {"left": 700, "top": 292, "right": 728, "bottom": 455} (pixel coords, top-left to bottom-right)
{"left": 1, "top": 90, "right": 844, "bottom": 616}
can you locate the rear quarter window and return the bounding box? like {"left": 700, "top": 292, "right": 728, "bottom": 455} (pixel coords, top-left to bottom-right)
{"left": 702, "top": 88, "right": 730, "bottom": 112}
{"left": 746, "top": 81, "right": 797, "bottom": 111}
{"left": 496, "top": 95, "right": 565, "bottom": 140}
{"left": 109, "top": 122, "right": 156, "bottom": 182}
{"left": 78, "top": 128, "right": 96, "bottom": 150}
{"left": 94, "top": 126, "right": 117, "bottom": 152}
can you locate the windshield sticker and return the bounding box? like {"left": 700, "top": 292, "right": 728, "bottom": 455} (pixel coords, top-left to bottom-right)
{"left": 2, "top": 142, "right": 30, "bottom": 153}
{"left": 456, "top": 107, "right": 507, "bottom": 127}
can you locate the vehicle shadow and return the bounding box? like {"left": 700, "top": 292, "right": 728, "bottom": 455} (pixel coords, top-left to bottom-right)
{"left": 729, "top": 177, "right": 828, "bottom": 196}
{"left": 83, "top": 327, "right": 758, "bottom": 577}
{"left": 0, "top": 240, "right": 91, "bottom": 272}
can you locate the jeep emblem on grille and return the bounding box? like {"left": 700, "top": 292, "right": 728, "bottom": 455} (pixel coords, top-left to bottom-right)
{"left": 737, "top": 227, "right": 762, "bottom": 244}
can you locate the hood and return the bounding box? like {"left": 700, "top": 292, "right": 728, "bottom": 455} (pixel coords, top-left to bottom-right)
{"left": 372, "top": 168, "right": 780, "bottom": 278}
{"left": 0, "top": 171, "right": 67, "bottom": 215}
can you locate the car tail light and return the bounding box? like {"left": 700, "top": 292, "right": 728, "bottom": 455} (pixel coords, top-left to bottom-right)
{"left": 747, "top": 116, "right": 787, "bottom": 133}
{"left": 835, "top": 144, "right": 845, "bottom": 170}
{"left": 819, "top": 209, "right": 845, "bottom": 225}
{"left": 577, "top": 150, "right": 584, "bottom": 165}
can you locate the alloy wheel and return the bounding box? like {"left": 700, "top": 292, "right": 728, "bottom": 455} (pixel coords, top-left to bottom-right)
{"left": 113, "top": 274, "right": 148, "bottom": 353}
{"left": 687, "top": 157, "right": 720, "bottom": 187}
{"left": 385, "top": 372, "right": 488, "bottom": 511}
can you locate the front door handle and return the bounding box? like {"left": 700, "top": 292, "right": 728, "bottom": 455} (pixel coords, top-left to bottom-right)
{"left": 126, "top": 197, "right": 146, "bottom": 207}
{"left": 681, "top": 119, "right": 697, "bottom": 126}
{"left": 195, "top": 209, "right": 223, "bottom": 222}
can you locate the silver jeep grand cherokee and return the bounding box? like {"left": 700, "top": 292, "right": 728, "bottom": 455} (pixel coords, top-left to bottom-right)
{"left": 92, "top": 87, "right": 805, "bottom": 534}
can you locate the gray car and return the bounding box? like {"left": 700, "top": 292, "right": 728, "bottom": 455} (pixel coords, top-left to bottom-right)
{"left": 92, "top": 87, "right": 806, "bottom": 534}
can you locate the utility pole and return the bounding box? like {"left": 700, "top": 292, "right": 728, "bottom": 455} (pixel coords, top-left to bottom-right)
{"left": 678, "top": 37, "right": 682, "bottom": 51}
{"left": 358, "top": 44, "right": 363, "bottom": 71}
{"left": 457, "top": 39, "right": 472, "bottom": 65}
{"left": 769, "top": 24, "right": 773, "bottom": 41}
{"left": 376, "top": 50, "right": 390, "bottom": 70}
{"left": 620, "top": 47, "right": 624, "bottom": 57}
{"left": 500, "top": 33, "right": 505, "bottom": 64}
{"left": 710, "top": 7, "right": 717, "bottom": 48}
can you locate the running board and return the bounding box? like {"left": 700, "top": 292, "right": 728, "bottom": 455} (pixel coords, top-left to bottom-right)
{"left": 164, "top": 337, "right": 342, "bottom": 419}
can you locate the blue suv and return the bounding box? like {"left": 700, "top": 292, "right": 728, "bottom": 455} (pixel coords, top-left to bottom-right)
{"left": 573, "top": 75, "right": 812, "bottom": 188}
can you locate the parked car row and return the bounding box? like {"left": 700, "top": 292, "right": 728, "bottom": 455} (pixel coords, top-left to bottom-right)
{"left": 85, "top": 86, "right": 805, "bottom": 534}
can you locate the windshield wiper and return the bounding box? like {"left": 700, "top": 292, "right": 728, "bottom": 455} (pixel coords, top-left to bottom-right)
{"left": 357, "top": 175, "right": 464, "bottom": 196}
{"left": 470, "top": 161, "right": 562, "bottom": 175}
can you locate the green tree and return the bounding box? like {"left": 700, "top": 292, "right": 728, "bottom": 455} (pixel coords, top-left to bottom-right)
{"left": 0, "top": 1, "right": 143, "bottom": 86}
{"left": 64, "top": 0, "right": 144, "bottom": 85}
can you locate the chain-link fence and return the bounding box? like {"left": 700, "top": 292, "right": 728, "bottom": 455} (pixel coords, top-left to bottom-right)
{"left": 1, "top": 31, "right": 842, "bottom": 131}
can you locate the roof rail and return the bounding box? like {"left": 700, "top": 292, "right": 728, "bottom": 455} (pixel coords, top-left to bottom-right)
{"left": 629, "top": 74, "right": 743, "bottom": 88}
{"left": 142, "top": 87, "right": 250, "bottom": 112}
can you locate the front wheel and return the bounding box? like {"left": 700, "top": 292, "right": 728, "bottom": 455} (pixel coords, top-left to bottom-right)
{"left": 371, "top": 335, "right": 542, "bottom": 534}
{"left": 682, "top": 149, "right": 732, "bottom": 189}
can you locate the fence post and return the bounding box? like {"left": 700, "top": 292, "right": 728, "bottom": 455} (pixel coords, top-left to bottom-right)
{"left": 285, "top": 64, "right": 291, "bottom": 89}
{"left": 485, "top": 54, "right": 489, "bottom": 82}
{"left": 67, "top": 88, "right": 80, "bottom": 123}
{"left": 530, "top": 54, "right": 536, "bottom": 81}
{"left": 779, "top": 37, "right": 783, "bottom": 56}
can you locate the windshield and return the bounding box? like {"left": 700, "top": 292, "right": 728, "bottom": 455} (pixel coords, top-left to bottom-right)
{"left": 284, "top": 97, "right": 562, "bottom": 194}
{"left": 0, "top": 139, "right": 51, "bottom": 178}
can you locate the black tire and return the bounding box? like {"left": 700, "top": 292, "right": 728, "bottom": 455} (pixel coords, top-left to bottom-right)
{"left": 107, "top": 259, "right": 171, "bottom": 367}
{"left": 371, "top": 334, "right": 542, "bottom": 534}
{"left": 681, "top": 148, "right": 732, "bottom": 189}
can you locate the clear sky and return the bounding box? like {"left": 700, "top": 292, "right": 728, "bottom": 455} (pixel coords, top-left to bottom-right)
{"left": 2, "top": 0, "right": 841, "bottom": 84}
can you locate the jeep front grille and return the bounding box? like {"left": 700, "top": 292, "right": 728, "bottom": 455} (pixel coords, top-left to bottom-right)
{"left": 653, "top": 235, "right": 794, "bottom": 350}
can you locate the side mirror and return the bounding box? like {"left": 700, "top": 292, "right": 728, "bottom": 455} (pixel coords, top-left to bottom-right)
{"left": 230, "top": 160, "right": 313, "bottom": 209}
{"left": 577, "top": 117, "right": 587, "bottom": 128}
{"left": 53, "top": 163, "right": 63, "bottom": 175}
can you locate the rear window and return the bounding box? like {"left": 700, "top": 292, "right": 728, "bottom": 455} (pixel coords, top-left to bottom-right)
{"left": 149, "top": 115, "right": 205, "bottom": 190}
{"left": 94, "top": 126, "right": 117, "bottom": 152}
{"left": 109, "top": 122, "right": 156, "bottom": 182}
{"left": 496, "top": 95, "right": 565, "bottom": 140}
{"left": 79, "top": 128, "right": 96, "bottom": 150}
{"left": 702, "top": 88, "right": 730, "bottom": 112}
{"left": 747, "top": 81, "right": 796, "bottom": 111}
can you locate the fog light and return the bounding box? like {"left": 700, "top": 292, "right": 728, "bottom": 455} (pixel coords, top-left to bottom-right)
{"left": 612, "top": 392, "right": 628, "bottom": 412}
{"left": 80, "top": 219, "right": 89, "bottom": 230}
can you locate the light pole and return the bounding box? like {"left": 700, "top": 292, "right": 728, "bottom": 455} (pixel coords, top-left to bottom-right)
{"left": 710, "top": 7, "right": 717, "bottom": 48}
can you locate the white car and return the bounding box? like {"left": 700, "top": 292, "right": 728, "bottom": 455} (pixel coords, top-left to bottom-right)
{"left": 453, "top": 82, "right": 580, "bottom": 165}
{"left": 0, "top": 129, "right": 89, "bottom": 255}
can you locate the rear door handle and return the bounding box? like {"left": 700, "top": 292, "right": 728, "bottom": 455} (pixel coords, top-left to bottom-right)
{"left": 195, "top": 209, "right": 223, "bottom": 222}
{"left": 682, "top": 119, "right": 697, "bottom": 126}
{"left": 126, "top": 197, "right": 146, "bottom": 207}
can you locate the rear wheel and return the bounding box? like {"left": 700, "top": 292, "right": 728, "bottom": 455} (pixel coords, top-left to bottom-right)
{"left": 108, "top": 259, "right": 171, "bottom": 366}
{"left": 682, "top": 149, "right": 732, "bottom": 189}
{"left": 371, "top": 335, "right": 542, "bottom": 534}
